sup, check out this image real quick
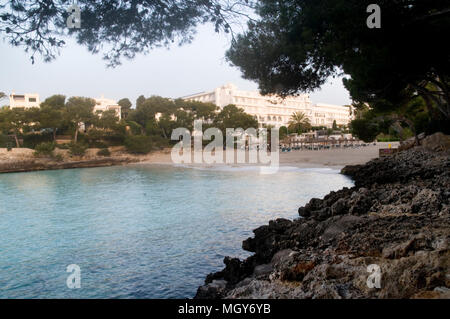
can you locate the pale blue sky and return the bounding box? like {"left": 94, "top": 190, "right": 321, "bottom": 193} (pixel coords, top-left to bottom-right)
{"left": 0, "top": 24, "right": 351, "bottom": 107}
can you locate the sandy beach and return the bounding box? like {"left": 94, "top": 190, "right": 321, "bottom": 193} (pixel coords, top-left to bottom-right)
{"left": 0, "top": 142, "right": 399, "bottom": 173}
{"left": 138, "top": 142, "right": 400, "bottom": 168}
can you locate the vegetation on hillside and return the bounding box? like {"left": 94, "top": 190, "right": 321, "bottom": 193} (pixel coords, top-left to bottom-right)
{"left": 0, "top": 94, "right": 262, "bottom": 154}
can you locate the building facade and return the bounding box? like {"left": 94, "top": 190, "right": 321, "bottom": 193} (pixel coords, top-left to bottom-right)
{"left": 94, "top": 96, "right": 122, "bottom": 120}
{"left": 9, "top": 93, "right": 40, "bottom": 109}
{"left": 181, "top": 83, "right": 353, "bottom": 128}
{"left": 8, "top": 93, "right": 121, "bottom": 120}
{"left": 310, "top": 103, "right": 352, "bottom": 127}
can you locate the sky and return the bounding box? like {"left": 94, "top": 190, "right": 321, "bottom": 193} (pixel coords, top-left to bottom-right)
{"left": 0, "top": 24, "right": 351, "bottom": 107}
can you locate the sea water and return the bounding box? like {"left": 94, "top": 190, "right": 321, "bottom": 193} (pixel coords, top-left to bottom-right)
{"left": 0, "top": 164, "right": 353, "bottom": 298}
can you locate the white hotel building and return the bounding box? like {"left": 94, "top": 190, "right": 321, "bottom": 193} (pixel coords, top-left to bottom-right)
{"left": 8, "top": 93, "right": 121, "bottom": 119}
{"left": 182, "top": 83, "right": 353, "bottom": 128}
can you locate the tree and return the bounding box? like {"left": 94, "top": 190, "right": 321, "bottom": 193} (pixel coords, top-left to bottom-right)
{"left": 350, "top": 118, "right": 379, "bottom": 143}
{"left": 124, "top": 135, "right": 153, "bottom": 154}
{"left": 213, "top": 104, "right": 258, "bottom": 133}
{"left": 175, "top": 99, "right": 218, "bottom": 122}
{"left": 118, "top": 98, "right": 132, "bottom": 119}
{"left": 279, "top": 126, "right": 288, "bottom": 140}
{"left": 0, "top": 107, "right": 28, "bottom": 147}
{"left": 288, "top": 112, "right": 311, "bottom": 134}
{"left": 136, "top": 95, "right": 146, "bottom": 109}
{"left": 226, "top": 0, "right": 450, "bottom": 125}
{"left": 351, "top": 89, "right": 435, "bottom": 143}
{"left": 0, "top": 1, "right": 253, "bottom": 66}
{"left": 129, "top": 95, "right": 176, "bottom": 128}
{"left": 65, "top": 97, "right": 95, "bottom": 143}
{"left": 95, "top": 109, "right": 120, "bottom": 130}
{"left": 39, "top": 94, "right": 66, "bottom": 140}
{"left": 0, "top": 92, "right": 6, "bottom": 101}
{"left": 174, "top": 109, "right": 195, "bottom": 132}
{"left": 332, "top": 120, "right": 338, "bottom": 130}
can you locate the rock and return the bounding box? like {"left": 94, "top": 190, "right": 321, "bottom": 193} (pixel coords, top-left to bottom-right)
{"left": 195, "top": 280, "right": 227, "bottom": 299}
{"left": 399, "top": 136, "right": 417, "bottom": 151}
{"left": 298, "top": 206, "right": 310, "bottom": 217}
{"left": 271, "top": 249, "right": 297, "bottom": 268}
{"left": 421, "top": 132, "right": 450, "bottom": 152}
{"left": 321, "top": 215, "right": 363, "bottom": 242}
{"left": 242, "top": 218, "right": 294, "bottom": 263}
{"left": 280, "top": 261, "right": 315, "bottom": 281}
{"left": 196, "top": 144, "right": 450, "bottom": 299}
{"left": 331, "top": 198, "right": 348, "bottom": 216}
{"left": 253, "top": 264, "right": 273, "bottom": 276}
{"left": 411, "top": 189, "right": 441, "bottom": 214}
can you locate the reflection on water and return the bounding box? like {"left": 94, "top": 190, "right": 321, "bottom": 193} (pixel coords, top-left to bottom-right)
{"left": 0, "top": 164, "right": 353, "bottom": 298}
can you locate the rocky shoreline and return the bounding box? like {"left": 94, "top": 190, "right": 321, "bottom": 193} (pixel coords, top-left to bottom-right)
{"left": 195, "top": 135, "right": 450, "bottom": 299}
{"left": 0, "top": 157, "right": 139, "bottom": 174}
{"left": 0, "top": 146, "right": 165, "bottom": 174}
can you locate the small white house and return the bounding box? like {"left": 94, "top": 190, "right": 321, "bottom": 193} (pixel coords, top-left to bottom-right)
{"left": 94, "top": 96, "right": 122, "bottom": 119}
{"left": 9, "top": 92, "right": 40, "bottom": 109}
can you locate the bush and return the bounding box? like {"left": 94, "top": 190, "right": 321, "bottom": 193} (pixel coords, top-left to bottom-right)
{"left": 103, "top": 133, "right": 126, "bottom": 146}
{"left": 124, "top": 135, "right": 153, "bottom": 154}
{"left": 90, "top": 141, "right": 108, "bottom": 149}
{"left": 126, "top": 120, "right": 144, "bottom": 135}
{"left": 151, "top": 135, "right": 169, "bottom": 149}
{"left": 34, "top": 143, "right": 55, "bottom": 157}
{"left": 68, "top": 143, "right": 88, "bottom": 157}
{"left": 376, "top": 133, "right": 400, "bottom": 142}
{"left": 350, "top": 118, "right": 379, "bottom": 142}
{"left": 0, "top": 134, "right": 13, "bottom": 148}
{"left": 97, "top": 148, "right": 111, "bottom": 157}
{"left": 55, "top": 143, "right": 70, "bottom": 149}
{"left": 34, "top": 142, "right": 56, "bottom": 157}
{"left": 23, "top": 132, "right": 53, "bottom": 149}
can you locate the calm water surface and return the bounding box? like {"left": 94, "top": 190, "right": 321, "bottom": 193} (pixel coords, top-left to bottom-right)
{"left": 0, "top": 164, "right": 353, "bottom": 298}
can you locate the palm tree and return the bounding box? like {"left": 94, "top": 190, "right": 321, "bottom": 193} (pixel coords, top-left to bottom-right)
{"left": 0, "top": 92, "right": 6, "bottom": 101}
{"left": 288, "top": 111, "right": 311, "bottom": 133}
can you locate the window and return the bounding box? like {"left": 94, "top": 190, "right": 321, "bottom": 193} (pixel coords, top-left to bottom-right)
{"left": 13, "top": 95, "right": 25, "bottom": 101}
{"left": 28, "top": 98, "right": 37, "bottom": 102}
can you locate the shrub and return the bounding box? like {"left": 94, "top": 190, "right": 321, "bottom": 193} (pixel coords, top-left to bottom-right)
{"left": 97, "top": 148, "right": 111, "bottom": 157}
{"left": 68, "top": 143, "right": 88, "bottom": 157}
{"left": 350, "top": 118, "right": 379, "bottom": 142}
{"left": 103, "top": 133, "right": 125, "bottom": 146}
{"left": 124, "top": 135, "right": 153, "bottom": 154}
{"left": 0, "top": 134, "right": 12, "bottom": 148}
{"left": 90, "top": 141, "right": 108, "bottom": 149}
{"left": 126, "top": 120, "right": 143, "bottom": 135}
{"left": 34, "top": 142, "right": 55, "bottom": 157}
{"left": 23, "top": 132, "right": 53, "bottom": 149}
{"left": 151, "top": 135, "right": 169, "bottom": 149}
{"left": 55, "top": 143, "right": 70, "bottom": 149}
{"left": 376, "top": 133, "right": 400, "bottom": 142}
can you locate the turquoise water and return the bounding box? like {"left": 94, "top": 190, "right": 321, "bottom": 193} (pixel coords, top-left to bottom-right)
{"left": 0, "top": 164, "right": 353, "bottom": 298}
